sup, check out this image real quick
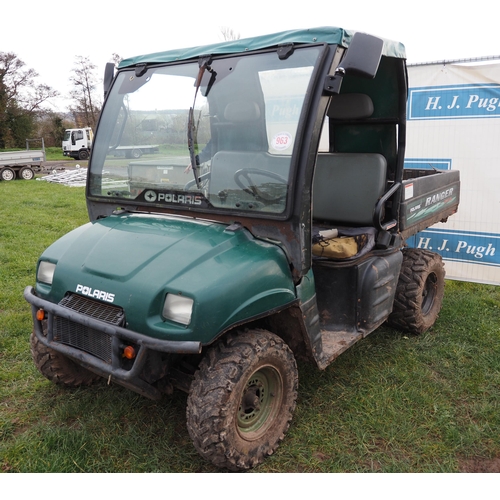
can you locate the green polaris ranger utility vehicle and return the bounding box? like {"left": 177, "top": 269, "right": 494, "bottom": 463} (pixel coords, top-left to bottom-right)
{"left": 25, "top": 27, "right": 460, "bottom": 470}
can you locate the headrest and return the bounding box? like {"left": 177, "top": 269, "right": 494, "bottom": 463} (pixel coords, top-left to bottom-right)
{"left": 327, "top": 93, "right": 374, "bottom": 120}
{"left": 224, "top": 101, "right": 261, "bottom": 122}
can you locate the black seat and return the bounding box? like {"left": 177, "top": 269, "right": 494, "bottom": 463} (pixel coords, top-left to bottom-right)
{"left": 313, "top": 153, "right": 387, "bottom": 226}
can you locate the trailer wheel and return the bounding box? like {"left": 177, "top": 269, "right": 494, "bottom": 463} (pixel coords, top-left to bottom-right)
{"left": 78, "top": 150, "right": 89, "bottom": 160}
{"left": 131, "top": 148, "right": 142, "bottom": 159}
{"left": 388, "top": 249, "right": 445, "bottom": 334}
{"left": 30, "top": 323, "right": 101, "bottom": 387}
{"left": 1, "top": 167, "right": 15, "bottom": 181}
{"left": 19, "top": 167, "right": 35, "bottom": 180}
{"left": 186, "top": 329, "right": 298, "bottom": 471}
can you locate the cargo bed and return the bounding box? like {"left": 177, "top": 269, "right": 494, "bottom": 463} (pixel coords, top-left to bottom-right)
{"left": 399, "top": 168, "right": 460, "bottom": 239}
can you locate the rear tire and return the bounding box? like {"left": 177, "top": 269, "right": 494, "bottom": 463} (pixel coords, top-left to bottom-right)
{"left": 30, "top": 325, "right": 101, "bottom": 387}
{"left": 19, "top": 167, "right": 35, "bottom": 180}
{"left": 78, "top": 149, "right": 89, "bottom": 160}
{"left": 186, "top": 329, "right": 298, "bottom": 471}
{"left": 388, "top": 249, "right": 445, "bottom": 334}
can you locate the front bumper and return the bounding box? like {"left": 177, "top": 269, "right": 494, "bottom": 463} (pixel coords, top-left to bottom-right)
{"left": 24, "top": 286, "right": 201, "bottom": 399}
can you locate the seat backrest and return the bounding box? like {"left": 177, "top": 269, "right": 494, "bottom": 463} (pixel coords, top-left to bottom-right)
{"left": 327, "top": 93, "right": 374, "bottom": 120}
{"left": 313, "top": 153, "right": 387, "bottom": 226}
{"left": 213, "top": 100, "right": 265, "bottom": 152}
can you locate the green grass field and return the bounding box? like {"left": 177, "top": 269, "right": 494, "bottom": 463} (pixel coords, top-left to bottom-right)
{"left": 1, "top": 180, "right": 499, "bottom": 473}
{"left": 44, "top": 147, "right": 68, "bottom": 161}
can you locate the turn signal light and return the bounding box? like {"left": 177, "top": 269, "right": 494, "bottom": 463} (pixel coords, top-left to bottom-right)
{"left": 36, "top": 309, "right": 46, "bottom": 321}
{"left": 122, "top": 346, "right": 136, "bottom": 360}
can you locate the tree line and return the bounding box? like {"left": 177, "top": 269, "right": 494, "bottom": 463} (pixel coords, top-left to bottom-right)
{"left": 1, "top": 28, "right": 240, "bottom": 150}
{"left": 0, "top": 52, "right": 118, "bottom": 149}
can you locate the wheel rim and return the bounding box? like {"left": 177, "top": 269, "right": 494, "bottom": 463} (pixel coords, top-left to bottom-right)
{"left": 422, "top": 272, "right": 438, "bottom": 315}
{"left": 21, "top": 169, "right": 33, "bottom": 180}
{"left": 237, "top": 365, "right": 283, "bottom": 440}
{"left": 2, "top": 169, "right": 14, "bottom": 180}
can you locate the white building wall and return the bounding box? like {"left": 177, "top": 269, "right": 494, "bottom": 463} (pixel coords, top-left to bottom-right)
{"left": 406, "top": 59, "right": 500, "bottom": 285}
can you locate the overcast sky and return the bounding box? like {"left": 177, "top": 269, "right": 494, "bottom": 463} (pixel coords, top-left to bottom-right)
{"left": 2, "top": 0, "right": 499, "bottom": 112}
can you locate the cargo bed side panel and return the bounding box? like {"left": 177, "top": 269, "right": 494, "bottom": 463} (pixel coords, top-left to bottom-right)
{"left": 399, "top": 169, "right": 460, "bottom": 239}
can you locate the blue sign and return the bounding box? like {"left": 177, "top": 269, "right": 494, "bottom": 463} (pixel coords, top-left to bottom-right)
{"left": 404, "top": 158, "right": 452, "bottom": 171}
{"left": 266, "top": 97, "right": 304, "bottom": 122}
{"left": 407, "top": 228, "right": 500, "bottom": 267}
{"left": 408, "top": 84, "right": 500, "bottom": 120}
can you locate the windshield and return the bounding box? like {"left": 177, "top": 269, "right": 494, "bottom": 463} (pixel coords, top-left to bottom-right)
{"left": 89, "top": 46, "right": 322, "bottom": 215}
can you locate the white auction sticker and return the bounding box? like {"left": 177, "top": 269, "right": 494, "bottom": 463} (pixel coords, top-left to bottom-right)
{"left": 272, "top": 132, "right": 292, "bottom": 151}
{"left": 405, "top": 183, "right": 414, "bottom": 200}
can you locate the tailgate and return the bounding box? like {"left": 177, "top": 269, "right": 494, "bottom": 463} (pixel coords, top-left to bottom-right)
{"left": 399, "top": 169, "right": 460, "bottom": 239}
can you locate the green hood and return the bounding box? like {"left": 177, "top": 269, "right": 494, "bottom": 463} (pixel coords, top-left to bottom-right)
{"left": 37, "top": 213, "right": 296, "bottom": 344}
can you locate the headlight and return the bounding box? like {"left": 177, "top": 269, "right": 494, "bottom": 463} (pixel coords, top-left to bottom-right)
{"left": 37, "top": 261, "right": 56, "bottom": 285}
{"left": 162, "top": 294, "right": 194, "bottom": 325}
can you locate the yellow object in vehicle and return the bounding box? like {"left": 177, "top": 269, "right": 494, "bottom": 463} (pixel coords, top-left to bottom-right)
{"left": 312, "top": 236, "right": 359, "bottom": 258}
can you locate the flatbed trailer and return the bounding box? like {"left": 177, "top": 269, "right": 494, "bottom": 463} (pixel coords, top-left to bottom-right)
{"left": 0, "top": 139, "right": 45, "bottom": 181}
{"left": 112, "top": 144, "right": 160, "bottom": 159}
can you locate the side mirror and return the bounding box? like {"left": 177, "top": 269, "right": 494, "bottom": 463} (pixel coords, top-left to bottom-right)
{"left": 103, "top": 62, "right": 115, "bottom": 98}
{"left": 339, "top": 32, "right": 384, "bottom": 79}
{"left": 324, "top": 32, "right": 384, "bottom": 94}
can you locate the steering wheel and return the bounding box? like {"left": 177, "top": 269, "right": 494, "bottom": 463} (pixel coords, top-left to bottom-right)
{"left": 234, "top": 168, "right": 287, "bottom": 202}
{"left": 184, "top": 171, "right": 211, "bottom": 190}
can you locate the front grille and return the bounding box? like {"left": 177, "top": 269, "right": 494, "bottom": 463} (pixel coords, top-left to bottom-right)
{"left": 53, "top": 317, "right": 112, "bottom": 363}
{"left": 59, "top": 293, "right": 124, "bottom": 325}
{"left": 53, "top": 293, "right": 126, "bottom": 364}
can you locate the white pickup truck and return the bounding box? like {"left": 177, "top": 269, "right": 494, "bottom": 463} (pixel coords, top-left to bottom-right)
{"left": 62, "top": 127, "right": 159, "bottom": 160}
{"left": 62, "top": 128, "right": 93, "bottom": 160}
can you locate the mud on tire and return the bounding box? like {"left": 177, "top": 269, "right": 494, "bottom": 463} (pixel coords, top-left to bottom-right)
{"left": 388, "top": 248, "right": 445, "bottom": 334}
{"left": 30, "top": 327, "right": 101, "bottom": 387}
{"left": 186, "top": 329, "right": 298, "bottom": 471}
